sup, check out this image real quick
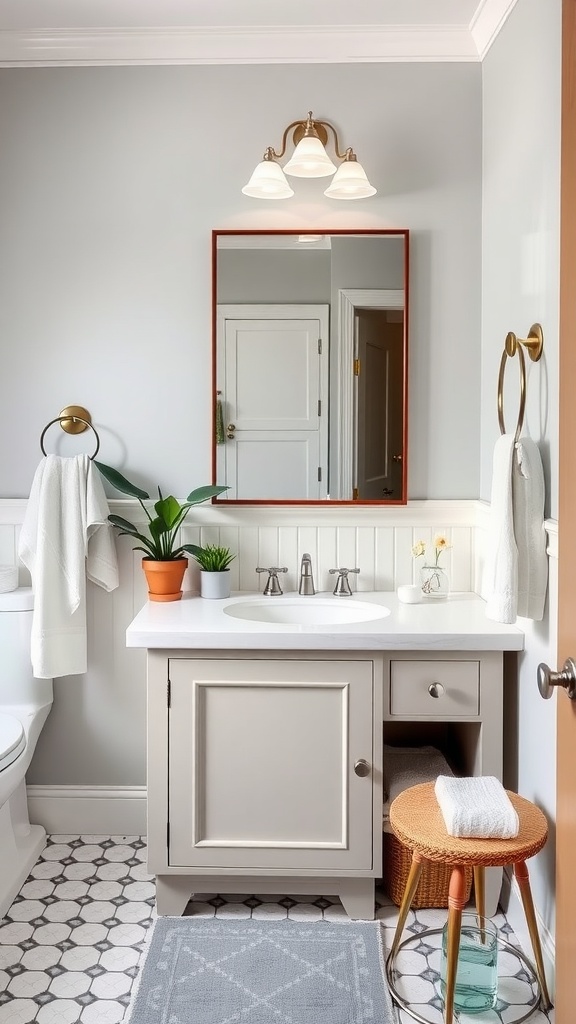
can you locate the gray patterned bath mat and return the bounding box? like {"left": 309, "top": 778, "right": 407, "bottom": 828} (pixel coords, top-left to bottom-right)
{"left": 127, "top": 916, "right": 394, "bottom": 1023}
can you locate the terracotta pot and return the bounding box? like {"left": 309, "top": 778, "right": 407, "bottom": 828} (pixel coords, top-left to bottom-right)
{"left": 142, "top": 558, "right": 188, "bottom": 602}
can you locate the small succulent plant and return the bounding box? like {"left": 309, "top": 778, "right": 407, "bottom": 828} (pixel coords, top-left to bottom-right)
{"left": 191, "top": 544, "right": 236, "bottom": 572}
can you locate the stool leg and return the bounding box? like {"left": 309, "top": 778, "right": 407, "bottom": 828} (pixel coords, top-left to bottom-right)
{"left": 444, "top": 866, "right": 467, "bottom": 1024}
{"left": 513, "top": 861, "right": 552, "bottom": 1009}
{"left": 389, "top": 852, "right": 423, "bottom": 961}
{"left": 473, "top": 865, "right": 485, "bottom": 920}
{"left": 474, "top": 866, "right": 486, "bottom": 942}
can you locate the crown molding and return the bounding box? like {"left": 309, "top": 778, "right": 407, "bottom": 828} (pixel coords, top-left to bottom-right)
{"left": 469, "top": 0, "right": 520, "bottom": 59}
{"left": 0, "top": 24, "right": 480, "bottom": 68}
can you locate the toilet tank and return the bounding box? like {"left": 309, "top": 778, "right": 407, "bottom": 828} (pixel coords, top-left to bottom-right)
{"left": 0, "top": 588, "right": 53, "bottom": 706}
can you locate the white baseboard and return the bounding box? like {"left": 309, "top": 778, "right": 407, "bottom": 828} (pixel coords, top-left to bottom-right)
{"left": 501, "top": 868, "right": 555, "bottom": 999}
{"left": 26, "top": 785, "right": 147, "bottom": 836}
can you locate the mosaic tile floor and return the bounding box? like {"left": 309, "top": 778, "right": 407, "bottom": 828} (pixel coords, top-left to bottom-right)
{"left": 0, "top": 835, "right": 554, "bottom": 1023}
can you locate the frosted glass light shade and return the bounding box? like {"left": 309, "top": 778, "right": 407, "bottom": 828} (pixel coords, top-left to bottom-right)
{"left": 283, "top": 136, "right": 337, "bottom": 178}
{"left": 242, "top": 160, "right": 294, "bottom": 199}
{"left": 324, "top": 160, "right": 377, "bottom": 200}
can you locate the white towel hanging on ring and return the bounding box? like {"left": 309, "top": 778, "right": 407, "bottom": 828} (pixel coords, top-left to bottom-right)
{"left": 18, "top": 454, "right": 119, "bottom": 678}
{"left": 483, "top": 434, "right": 547, "bottom": 624}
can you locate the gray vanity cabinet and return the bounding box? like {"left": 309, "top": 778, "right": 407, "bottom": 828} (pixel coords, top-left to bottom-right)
{"left": 146, "top": 650, "right": 384, "bottom": 920}
{"left": 168, "top": 657, "right": 375, "bottom": 870}
{"left": 145, "top": 648, "right": 504, "bottom": 919}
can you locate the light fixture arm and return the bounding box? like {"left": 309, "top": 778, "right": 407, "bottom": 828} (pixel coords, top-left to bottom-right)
{"left": 314, "top": 120, "right": 354, "bottom": 162}
{"left": 262, "top": 111, "right": 353, "bottom": 162}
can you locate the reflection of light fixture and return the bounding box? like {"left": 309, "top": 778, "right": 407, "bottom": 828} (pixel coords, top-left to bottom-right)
{"left": 242, "top": 111, "right": 377, "bottom": 201}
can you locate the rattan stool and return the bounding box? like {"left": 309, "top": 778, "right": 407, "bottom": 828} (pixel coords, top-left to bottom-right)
{"left": 386, "top": 782, "right": 552, "bottom": 1024}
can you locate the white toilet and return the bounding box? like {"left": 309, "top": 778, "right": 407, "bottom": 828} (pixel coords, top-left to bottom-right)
{"left": 0, "top": 587, "right": 53, "bottom": 917}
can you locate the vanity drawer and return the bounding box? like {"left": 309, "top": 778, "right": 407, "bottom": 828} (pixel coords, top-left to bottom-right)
{"left": 389, "top": 660, "right": 480, "bottom": 717}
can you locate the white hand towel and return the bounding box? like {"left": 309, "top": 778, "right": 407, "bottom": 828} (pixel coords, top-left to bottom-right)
{"left": 18, "top": 455, "right": 119, "bottom": 678}
{"left": 434, "top": 775, "right": 519, "bottom": 839}
{"left": 513, "top": 438, "right": 548, "bottom": 620}
{"left": 484, "top": 434, "right": 518, "bottom": 623}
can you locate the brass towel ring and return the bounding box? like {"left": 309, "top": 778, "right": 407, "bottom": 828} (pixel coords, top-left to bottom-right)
{"left": 40, "top": 406, "right": 100, "bottom": 460}
{"left": 497, "top": 324, "right": 543, "bottom": 444}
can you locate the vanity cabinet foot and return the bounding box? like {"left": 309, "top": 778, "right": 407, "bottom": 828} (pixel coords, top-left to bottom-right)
{"left": 338, "top": 879, "right": 376, "bottom": 920}
{"left": 156, "top": 876, "right": 194, "bottom": 917}
{"left": 154, "top": 874, "right": 376, "bottom": 920}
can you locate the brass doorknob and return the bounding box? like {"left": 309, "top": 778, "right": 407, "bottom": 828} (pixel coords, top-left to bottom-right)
{"left": 226, "top": 423, "right": 236, "bottom": 440}
{"left": 537, "top": 658, "right": 576, "bottom": 700}
{"left": 354, "top": 758, "right": 371, "bottom": 777}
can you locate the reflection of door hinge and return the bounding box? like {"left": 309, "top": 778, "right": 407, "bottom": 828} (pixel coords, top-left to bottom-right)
{"left": 167, "top": 678, "right": 171, "bottom": 708}
{"left": 318, "top": 338, "right": 322, "bottom": 354}
{"left": 354, "top": 359, "right": 360, "bottom": 376}
{"left": 353, "top": 487, "right": 359, "bottom": 500}
{"left": 318, "top": 467, "right": 322, "bottom": 482}
{"left": 318, "top": 400, "right": 321, "bottom": 417}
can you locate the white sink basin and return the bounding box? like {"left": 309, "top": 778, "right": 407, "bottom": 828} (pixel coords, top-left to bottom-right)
{"left": 223, "top": 597, "right": 390, "bottom": 626}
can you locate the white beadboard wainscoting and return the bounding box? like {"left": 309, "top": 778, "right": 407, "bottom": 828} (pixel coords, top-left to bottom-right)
{"left": 0, "top": 497, "right": 483, "bottom": 596}
{"left": 0, "top": 498, "right": 557, "bottom": 836}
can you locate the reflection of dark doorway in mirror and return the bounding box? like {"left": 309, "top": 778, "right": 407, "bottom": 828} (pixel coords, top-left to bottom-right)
{"left": 355, "top": 309, "right": 404, "bottom": 500}
{"left": 211, "top": 229, "right": 409, "bottom": 506}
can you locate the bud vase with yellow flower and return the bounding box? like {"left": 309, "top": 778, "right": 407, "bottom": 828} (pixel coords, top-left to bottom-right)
{"left": 412, "top": 536, "right": 451, "bottom": 599}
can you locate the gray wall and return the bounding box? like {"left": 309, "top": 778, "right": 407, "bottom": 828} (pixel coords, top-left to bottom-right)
{"left": 0, "top": 62, "right": 482, "bottom": 501}
{"left": 481, "top": 0, "right": 561, "bottom": 942}
{"left": 217, "top": 250, "right": 331, "bottom": 303}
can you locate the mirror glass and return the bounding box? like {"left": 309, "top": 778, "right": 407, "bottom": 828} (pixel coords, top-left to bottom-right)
{"left": 212, "top": 229, "right": 408, "bottom": 504}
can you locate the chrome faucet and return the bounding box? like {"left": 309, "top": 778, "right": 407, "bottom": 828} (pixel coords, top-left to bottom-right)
{"left": 298, "top": 553, "right": 315, "bottom": 596}
{"left": 329, "top": 567, "right": 360, "bottom": 596}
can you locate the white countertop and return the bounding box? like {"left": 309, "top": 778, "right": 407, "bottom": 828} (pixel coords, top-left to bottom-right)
{"left": 125, "top": 591, "right": 525, "bottom": 652}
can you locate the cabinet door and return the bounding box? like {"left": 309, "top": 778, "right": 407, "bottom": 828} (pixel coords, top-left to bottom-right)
{"left": 168, "top": 658, "right": 374, "bottom": 870}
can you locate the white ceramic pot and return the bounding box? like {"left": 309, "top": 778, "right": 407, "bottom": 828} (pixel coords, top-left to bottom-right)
{"left": 200, "top": 570, "right": 231, "bottom": 600}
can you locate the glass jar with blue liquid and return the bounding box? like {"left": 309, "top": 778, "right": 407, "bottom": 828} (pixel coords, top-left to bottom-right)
{"left": 440, "top": 913, "right": 499, "bottom": 1013}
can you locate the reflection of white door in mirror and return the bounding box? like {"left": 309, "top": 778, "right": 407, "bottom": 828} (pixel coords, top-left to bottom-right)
{"left": 212, "top": 230, "right": 409, "bottom": 505}
{"left": 216, "top": 305, "right": 329, "bottom": 500}
{"left": 355, "top": 309, "right": 404, "bottom": 500}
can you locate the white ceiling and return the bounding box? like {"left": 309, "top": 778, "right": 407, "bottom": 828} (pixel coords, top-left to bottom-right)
{"left": 0, "top": 0, "right": 519, "bottom": 65}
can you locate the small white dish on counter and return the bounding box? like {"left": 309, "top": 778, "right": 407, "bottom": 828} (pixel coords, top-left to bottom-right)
{"left": 397, "top": 584, "right": 422, "bottom": 604}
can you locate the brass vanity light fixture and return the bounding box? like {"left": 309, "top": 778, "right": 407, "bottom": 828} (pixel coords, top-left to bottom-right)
{"left": 242, "top": 111, "right": 377, "bottom": 201}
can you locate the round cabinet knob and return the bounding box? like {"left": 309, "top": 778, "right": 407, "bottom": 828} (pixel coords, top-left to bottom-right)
{"left": 354, "top": 758, "right": 371, "bottom": 778}
{"left": 537, "top": 658, "right": 576, "bottom": 700}
{"left": 392, "top": 453, "right": 403, "bottom": 463}
{"left": 428, "top": 682, "right": 445, "bottom": 699}
{"left": 226, "top": 423, "right": 236, "bottom": 440}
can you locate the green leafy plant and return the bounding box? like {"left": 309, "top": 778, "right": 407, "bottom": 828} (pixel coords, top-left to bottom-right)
{"left": 191, "top": 544, "right": 236, "bottom": 572}
{"left": 95, "top": 461, "right": 227, "bottom": 561}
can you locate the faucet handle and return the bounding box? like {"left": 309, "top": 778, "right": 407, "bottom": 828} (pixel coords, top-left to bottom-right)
{"left": 256, "top": 566, "right": 288, "bottom": 596}
{"left": 329, "top": 567, "right": 360, "bottom": 596}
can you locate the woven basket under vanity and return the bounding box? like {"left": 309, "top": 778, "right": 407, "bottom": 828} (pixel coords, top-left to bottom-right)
{"left": 382, "top": 830, "right": 473, "bottom": 908}
{"left": 381, "top": 743, "right": 473, "bottom": 908}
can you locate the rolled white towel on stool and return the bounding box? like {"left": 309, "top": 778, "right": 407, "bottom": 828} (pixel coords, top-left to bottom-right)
{"left": 434, "top": 775, "right": 519, "bottom": 839}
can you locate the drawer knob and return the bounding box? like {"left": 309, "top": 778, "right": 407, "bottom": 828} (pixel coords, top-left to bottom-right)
{"left": 354, "top": 758, "right": 371, "bottom": 777}
{"left": 428, "top": 682, "right": 445, "bottom": 699}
